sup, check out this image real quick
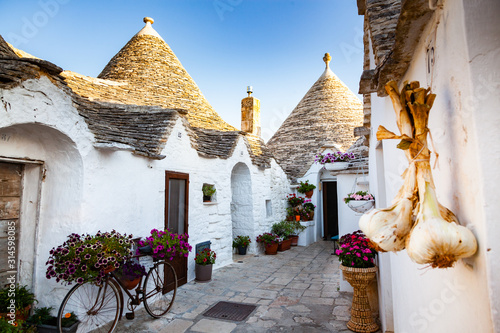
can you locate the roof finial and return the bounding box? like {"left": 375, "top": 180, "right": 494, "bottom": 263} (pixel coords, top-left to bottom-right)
{"left": 143, "top": 17, "right": 154, "bottom": 25}
{"left": 247, "top": 86, "right": 253, "bottom": 97}
{"left": 323, "top": 53, "right": 331, "bottom": 69}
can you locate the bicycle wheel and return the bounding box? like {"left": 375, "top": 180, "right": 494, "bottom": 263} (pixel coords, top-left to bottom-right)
{"left": 143, "top": 261, "right": 177, "bottom": 318}
{"left": 57, "top": 280, "right": 121, "bottom": 333}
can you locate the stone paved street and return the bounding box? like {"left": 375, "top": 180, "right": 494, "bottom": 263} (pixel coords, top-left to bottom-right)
{"left": 114, "top": 241, "right": 373, "bottom": 333}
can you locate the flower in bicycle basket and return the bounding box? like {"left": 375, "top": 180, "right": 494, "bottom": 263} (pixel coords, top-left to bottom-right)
{"left": 138, "top": 228, "right": 192, "bottom": 261}
{"left": 64, "top": 313, "right": 71, "bottom": 319}
{"left": 194, "top": 248, "right": 216, "bottom": 266}
{"left": 46, "top": 230, "right": 134, "bottom": 285}
{"left": 116, "top": 260, "right": 146, "bottom": 281}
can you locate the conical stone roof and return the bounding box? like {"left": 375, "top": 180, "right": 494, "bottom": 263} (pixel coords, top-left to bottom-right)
{"left": 65, "top": 17, "right": 235, "bottom": 131}
{"left": 267, "top": 53, "right": 363, "bottom": 179}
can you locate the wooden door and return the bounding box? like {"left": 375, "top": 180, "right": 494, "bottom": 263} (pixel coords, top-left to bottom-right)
{"left": 0, "top": 163, "right": 22, "bottom": 282}
{"left": 165, "top": 171, "right": 189, "bottom": 288}
{"left": 322, "top": 181, "right": 339, "bottom": 239}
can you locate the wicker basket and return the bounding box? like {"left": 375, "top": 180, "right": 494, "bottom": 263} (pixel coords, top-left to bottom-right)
{"left": 340, "top": 265, "right": 379, "bottom": 333}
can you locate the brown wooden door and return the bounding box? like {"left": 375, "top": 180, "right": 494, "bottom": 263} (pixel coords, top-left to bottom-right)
{"left": 165, "top": 171, "right": 189, "bottom": 288}
{"left": 0, "top": 163, "right": 22, "bottom": 282}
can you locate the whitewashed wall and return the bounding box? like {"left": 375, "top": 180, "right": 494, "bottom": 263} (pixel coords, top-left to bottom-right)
{"left": 369, "top": 1, "right": 499, "bottom": 332}
{"left": 0, "top": 75, "right": 290, "bottom": 308}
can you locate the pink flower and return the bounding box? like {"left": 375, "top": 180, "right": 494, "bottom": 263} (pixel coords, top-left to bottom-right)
{"left": 363, "top": 256, "right": 368, "bottom": 261}
{"left": 356, "top": 253, "right": 361, "bottom": 257}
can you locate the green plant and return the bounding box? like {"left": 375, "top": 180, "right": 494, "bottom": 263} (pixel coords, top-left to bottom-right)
{"left": 0, "top": 318, "right": 36, "bottom": 332}
{"left": 0, "top": 285, "right": 37, "bottom": 312}
{"left": 286, "top": 194, "right": 305, "bottom": 207}
{"left": 232, "top": 235, "right": 251, "bottom": 248}
{"left": 27, "top": 306, "right": 78, "bottom": 327}
{"left": 271, "top": 221, "right": 295, "bottom": 239}
{"left": 46, "top": 230, "right": 134, "bottom": 285}
{"left": 256, "top": 233, "right": 281, "bottom": 245}
{"left": 288, "top": 220, "right": 307, "bottom": 234}
{"left": 297, "top": 180, "right": 316, "bottom": 194}
{"left": 138, "top": 228, "right": 192, "bottom": 260}
{"left": 202, "top": 184, "right": 216, "bottom": 197}
{"left": 194, "top": 248, "right": 216, "bottom": 265}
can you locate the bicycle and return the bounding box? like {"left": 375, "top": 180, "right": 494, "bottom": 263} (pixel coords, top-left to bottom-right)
{"left": 56, "top": 246, "right": 177, "bottom": 333}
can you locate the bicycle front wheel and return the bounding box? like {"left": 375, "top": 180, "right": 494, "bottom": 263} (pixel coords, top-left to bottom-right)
{"left": 143, "top": 261, "right": 177, "bottom": 318}
{"left": 57, "top": 280, "right": 121, "bottom": 333}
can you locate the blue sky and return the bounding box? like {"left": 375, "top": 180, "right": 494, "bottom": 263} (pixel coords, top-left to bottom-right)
{"left": 0, "top": 0, "right": 364, "bottom": 141}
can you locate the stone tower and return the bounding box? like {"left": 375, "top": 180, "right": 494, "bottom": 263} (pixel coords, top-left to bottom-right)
{"left": 241, "top": 86, "right": 261, "bottom": 137}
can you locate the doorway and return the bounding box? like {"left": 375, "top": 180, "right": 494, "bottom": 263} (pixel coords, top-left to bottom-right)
{"left": 165, "top": 171, "right": 189, "bottom": 288}
{"left": 0, "top": 162, "right": 22, "bottom": 282}
{"left": 230, "top": 163, "right": 253, "bottom": 245}
{"left": 322, "top": 181, "right": 339, "bottom": 239}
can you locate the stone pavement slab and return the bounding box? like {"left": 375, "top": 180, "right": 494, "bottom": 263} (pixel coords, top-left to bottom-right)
{"left": 113, "top": 241, "right": 381, "bottom": 332}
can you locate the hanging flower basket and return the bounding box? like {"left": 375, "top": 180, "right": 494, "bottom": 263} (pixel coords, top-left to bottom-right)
{"left": 324, "top": 162, "right": 349, "bottom": 171}
{"left": 347, "top": 200, "right": 375, "bottom": 214}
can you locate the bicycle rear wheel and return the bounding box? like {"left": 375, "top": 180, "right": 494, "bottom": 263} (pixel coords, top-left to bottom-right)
{"left": 57, "top": 280, "right": 121, "bottom": 333}
{"left": 143, "top": 261, "right": 177, "bottom": 318}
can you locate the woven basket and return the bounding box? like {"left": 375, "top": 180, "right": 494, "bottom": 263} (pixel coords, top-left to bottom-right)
{"left": 340, "top": 265, "right": 379, "bottom": 333}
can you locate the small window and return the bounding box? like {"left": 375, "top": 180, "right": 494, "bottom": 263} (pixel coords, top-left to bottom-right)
{"left": 266, "top": 200, "right": 272, "bottom": 218}
{"left": 202, "top": 183, "right": 216, "bottom": 203}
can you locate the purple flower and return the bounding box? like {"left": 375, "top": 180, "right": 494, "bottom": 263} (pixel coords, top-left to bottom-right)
{"left": 77, "top": 277, "right": 84, "bottom": 284}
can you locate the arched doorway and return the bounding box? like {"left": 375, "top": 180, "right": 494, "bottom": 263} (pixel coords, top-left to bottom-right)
{"left": 230, "top": 163, "right": 254, "bottom": 251}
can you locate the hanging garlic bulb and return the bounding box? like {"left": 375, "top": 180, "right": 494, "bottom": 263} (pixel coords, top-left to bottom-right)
{"left": 359, "top": 164, "right": 416, "bottom": 252}
{"left": 405, "top": 182, "right": 477, "bottom": 268}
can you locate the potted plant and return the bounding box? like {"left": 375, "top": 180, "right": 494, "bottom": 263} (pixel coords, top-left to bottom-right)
{"left": 344, "top": 191, "right": 375, "bottom": 213}
{"left": 288, "top": 220, "right": 307, "bottom": 246}
{"left": 297, "top": 180, "right": 317, "bottom": 198}
{"left": 138, "top": 228, "right": 192, "bottom": 260}
{"left": 194, "top": 248, "right": 216, "bottom": 282}
{"left": 0, "top": 285, "right": 37, "bottom": 323}
{"left": 0, "top": 317, "right": 36, "bottom": 332}
{"left": 271, "top": 221, "right": 295, "bottom": 251}
{"left": 202, "top": 184, "right": 216, "bottom": 202}
{"left": 315, "top": 151, "right": 355, "bottom": 171}
{"left": 336, "top": 230, "right": 379, "bottom": 333}
{"left": 256, "top": 233, "right": 281, "bottom": 255}
{"left": 232, "top": 235, "right": 251, "bottom": 255}
{"left": 301, "top": 200, "right": 316, "bottom": 221}
{"left": 27, "top": 307, "right": 79, "bottom": 333}
{"left": 286, "top": 193, "right": 305, "bottom": 207}
{"left": 46, "top": 230, "right": 134, "bottom": 286}
{"left": 115, "top": 261, "right": 147, "bottom": 290}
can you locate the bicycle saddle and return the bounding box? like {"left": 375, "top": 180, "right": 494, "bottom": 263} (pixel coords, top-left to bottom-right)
{"left": 138, "top": 245, "right": 152, "bottom": 254}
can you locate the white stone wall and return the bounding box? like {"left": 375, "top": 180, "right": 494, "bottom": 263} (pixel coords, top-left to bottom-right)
{"left": 0, "top": 75, "right": 291, "bottom": 308}
{"left": 368, "top": 1, "right": 499, "bottom": 331}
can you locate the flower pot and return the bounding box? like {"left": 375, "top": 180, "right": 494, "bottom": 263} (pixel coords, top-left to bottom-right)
{"left": 278, "top": 238, "right": 292, "bottom": 251}
{"left": 347, "top": 200, "right": 375, "bottom": 214}
{"left": 37, "top": 321, "right": 80, "bottom": 333}
{"left": 121, "top": 277, "right": 141, "bottom": 290}
{"left": 237, "top": 245, "right": 247, "bottom": 255}
{"left": 103, "top": 265, "right": 116, "bottom": 274}
{"left": 295, "top": 215, "right": 300, "bottom": 221}
{"left": 290, "top": 235, "right": 299, "bottom": 246}
{"left": 203, "top": 195, "right": 211, "bottom": 202}
{"left": 305, "top": 190, "right": 314, "bottom": 198}
{"left": 324, "top": 162, "right": 349, "bottom": 171}
{"left": 339, "top": 265, "right": 379, "bottom": 333}
{"left": 264, "top": 242, "right": 278, "bottom": 255}
{"left": 195, "top": 263, "right": 213, "bottom": 282}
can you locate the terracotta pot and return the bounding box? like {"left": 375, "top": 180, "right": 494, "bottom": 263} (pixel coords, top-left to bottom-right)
{"left": 121, "top": 277, "right": 141, "bottom": 290}
{"left": 278, "top": 238, "right": 292, "bottom": 251}
{"left": 295, "top": 215, "right": 300, "bottom": 221}
{"left": 195, "top": 263, "right": 213, "bottom": 282}
{"left": 289, "top": 235, "right": 299, "bottom": 246}
{"left": 264, "top": 242, "right": 278, "bottom": 255}
{"left": 305, "top": 190, "right": 314, "bottom": 198}
{"left": 339, "top": 265, "right": 379, "bottom": 333}
{"left": 203, "top": 195, "right": 211, "bottom": 202}
{"left": 237, "top": 245, "right": 247, "bottom": 255}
